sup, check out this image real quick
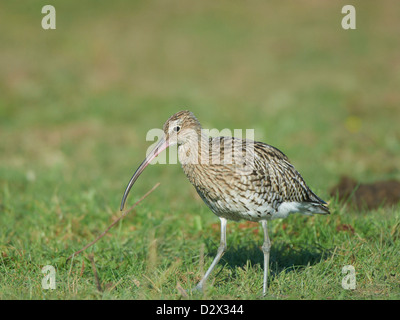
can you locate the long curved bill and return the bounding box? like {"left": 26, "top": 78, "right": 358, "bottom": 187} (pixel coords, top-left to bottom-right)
{"left": 120, "top": 136, "right": 169, "bottom": 211}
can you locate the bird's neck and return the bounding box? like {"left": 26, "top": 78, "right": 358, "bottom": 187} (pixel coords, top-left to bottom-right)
{"left": 178, "top": 132, "right": 210, "bottom": 166}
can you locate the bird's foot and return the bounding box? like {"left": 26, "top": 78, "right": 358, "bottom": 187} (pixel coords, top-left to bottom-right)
{"left": 186, "top": 284, "right": 204, "bottom": 296}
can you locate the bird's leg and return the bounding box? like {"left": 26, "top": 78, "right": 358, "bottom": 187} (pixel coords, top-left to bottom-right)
{"left": 194, "top": 217, "right": 227, "bottom": 292}
{"left": 261, "top": 220, "right": 271, "bottom": 296}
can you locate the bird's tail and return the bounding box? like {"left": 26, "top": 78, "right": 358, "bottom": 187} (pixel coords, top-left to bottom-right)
{"left": 306, "top": 189, "right": 330, "bottom": 215}
{"left": 304, "top": 201, "right": 330, "bottom": 215}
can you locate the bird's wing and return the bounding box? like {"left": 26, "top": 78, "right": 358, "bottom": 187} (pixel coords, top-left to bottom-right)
{"left": 252, "top": 140, "right": 327, "bottom": 204}
{"left": 210, "top": 137, "right": 325, "bottom": 205}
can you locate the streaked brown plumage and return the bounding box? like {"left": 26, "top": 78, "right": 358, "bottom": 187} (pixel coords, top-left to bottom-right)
{"left": 121, "top": 110, "right": 329, "bottom": 295}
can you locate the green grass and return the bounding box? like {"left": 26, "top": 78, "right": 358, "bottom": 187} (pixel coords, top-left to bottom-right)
{"left": 1, "top": 0, "right": 400, "bottom": 299}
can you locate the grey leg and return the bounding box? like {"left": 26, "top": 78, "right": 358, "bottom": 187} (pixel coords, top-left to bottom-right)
{"left": 195, "top": 217, "right": 227, "bottom": 292}
{"left": 261, "top": 220, "right": 271, "bottom": 296}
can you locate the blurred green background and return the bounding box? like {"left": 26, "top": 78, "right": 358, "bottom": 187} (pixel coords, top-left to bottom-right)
{"left": 0, "top": 1, "right": 399, "bottom": 299}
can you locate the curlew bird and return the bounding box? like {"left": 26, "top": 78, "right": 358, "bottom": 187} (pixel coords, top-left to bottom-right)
{"left": 120, "top": 110, "right": 329, "bottom": 295}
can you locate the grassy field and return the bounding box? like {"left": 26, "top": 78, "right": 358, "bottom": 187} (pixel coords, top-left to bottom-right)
{"left": 1, "top": 1, "right": 399, "bottom": 299}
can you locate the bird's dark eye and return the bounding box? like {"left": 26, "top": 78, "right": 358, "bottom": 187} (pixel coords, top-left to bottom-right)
{"left": 174, "top": 126, "right": 181, "bottom": 132}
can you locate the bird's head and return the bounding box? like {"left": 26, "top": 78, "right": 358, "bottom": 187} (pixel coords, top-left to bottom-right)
{"left": 162, "top": 110, "right": 202, "bottom": 147}
{"left": 120, "top": 110, "right": 202, "bottom": 210}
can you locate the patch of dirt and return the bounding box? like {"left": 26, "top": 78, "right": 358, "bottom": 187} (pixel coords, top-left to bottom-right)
{"left": 330, "top": 176, "right": 400, "bottom": 210}
{"left": 336, "top": 223, "right": 355, "bottom": 234}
